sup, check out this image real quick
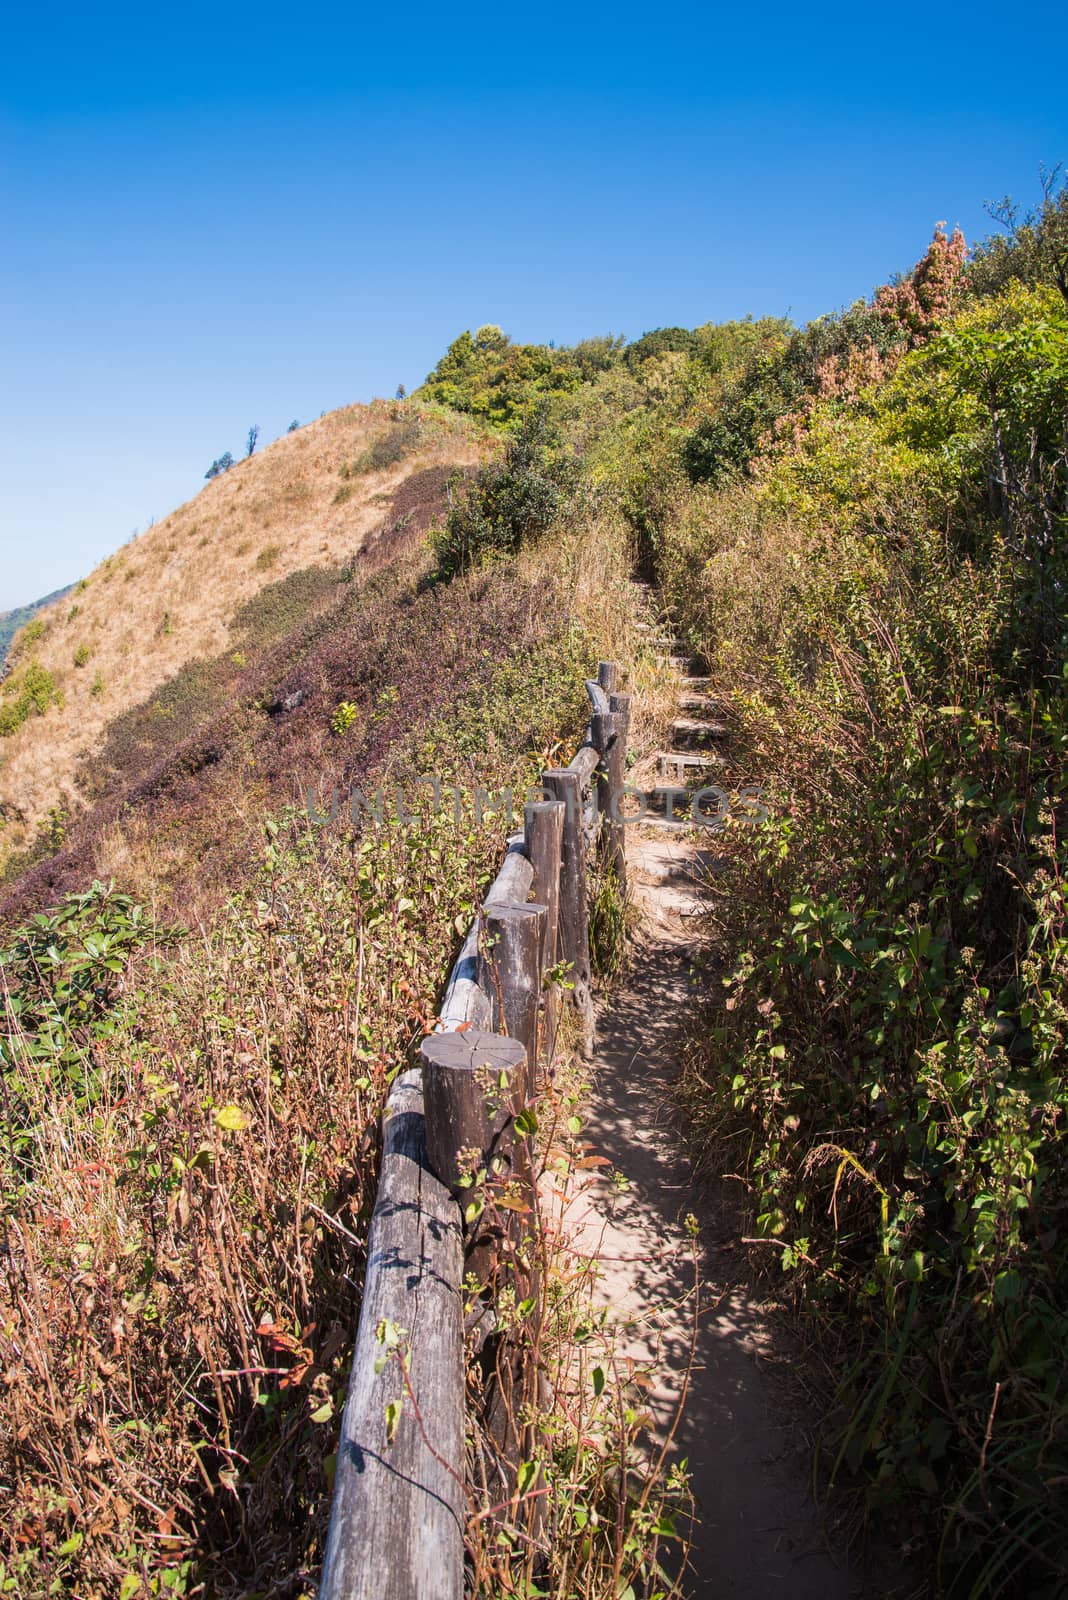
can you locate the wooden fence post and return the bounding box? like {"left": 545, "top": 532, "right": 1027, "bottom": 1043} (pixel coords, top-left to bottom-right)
{"left": 477, "top": 901, "right": 547, "bottom": 1088}
{"left": 609, "top": 690, "right": 631, "bottom": 742}
{"left": 541, "top": 767, "right": 594, "bottom": 1057}
{"left": 420, "top": 1029, "right": 528, "bottom": 1196}
{"left": 421, "top": 1028, "right": 531, "bottom": 1299}
{"left": 524, "top": 799, "right": 564, "bottom": 1049}
{"left": 597, "top": 660, "right": 619, "bottom": 696}
{"left": 591, "top": 708, "right": 626, "bottom": 879}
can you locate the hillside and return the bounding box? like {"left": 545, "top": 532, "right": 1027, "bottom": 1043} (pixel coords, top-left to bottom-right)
{"left": 1, "top": 172, "right": 1067, "bottom": 1600}
{"left": 0, "top": 584, "right": 75, "bottom": 669}
{"left": 0, "top": 401, "right": 483, "bottom": 867}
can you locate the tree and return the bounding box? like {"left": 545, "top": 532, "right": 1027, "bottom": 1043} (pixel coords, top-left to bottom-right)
{"left": 287, "top": 419, "right": 300, "bottom": 432}
{"left": 246, "top": 425, "right": 260, "bottom": 458}
{"left": 395, "top": 384, "right": 407, "bottom": 401}
{"left": 968, "top": 165, "right": 1068, "bottom": 307}
{"left": 205, "top": 452, "right": 234, "bottom": 480}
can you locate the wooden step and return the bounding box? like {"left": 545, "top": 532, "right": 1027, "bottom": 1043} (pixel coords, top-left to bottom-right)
{"left": 670, "top": 717, "right": 729, "bottom": 748}
{"left": 678, "top": 693, "right": 722, "bottom": 714}
{"left": 635, "top": 813, "right": 726, "bottom": 834}
{"left": 657, "top": 750, "right": 721, "bottom": 781}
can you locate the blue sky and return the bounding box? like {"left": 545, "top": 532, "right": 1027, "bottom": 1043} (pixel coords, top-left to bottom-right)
{"left": 2, "top": 1, "right": 1066, "bottom": 609}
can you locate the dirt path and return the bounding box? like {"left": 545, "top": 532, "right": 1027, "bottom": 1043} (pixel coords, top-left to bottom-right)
{"left": 570, "top": 625, "right": 880, "bottom": 1597}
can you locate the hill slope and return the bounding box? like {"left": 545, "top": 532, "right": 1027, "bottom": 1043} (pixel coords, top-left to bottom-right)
{"left": 0, "top": 402, "right": 483, "bottom": 857}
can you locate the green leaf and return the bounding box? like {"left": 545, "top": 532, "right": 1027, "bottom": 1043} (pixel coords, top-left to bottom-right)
{"left": 592, "top": 1365, "right": 606, "bottom": 1398}
{"left": 215, "top": 1105, "right": 249, "bottom": 1132}
{"left": 384, "top": 1398, "right": 404, "bottom": 1443}
{"left": 514, "top": 1107, "right": 538, "bottom": 1139}
{"left": 119, "top": 1579, "right": 141, "bottom": 1600}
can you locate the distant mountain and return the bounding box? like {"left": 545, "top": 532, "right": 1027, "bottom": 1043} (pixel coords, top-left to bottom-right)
{"left": 0, "top": 584, "right": 76, "bottom": 670}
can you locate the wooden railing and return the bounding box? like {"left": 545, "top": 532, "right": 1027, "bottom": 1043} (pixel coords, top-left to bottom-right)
{"left": 319, "top": 663, "right": 629, "bottom": 1600}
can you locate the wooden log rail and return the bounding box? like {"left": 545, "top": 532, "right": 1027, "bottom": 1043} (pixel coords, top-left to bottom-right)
{"left": 320, "top": 663, "right": 627, "bottom": 1600}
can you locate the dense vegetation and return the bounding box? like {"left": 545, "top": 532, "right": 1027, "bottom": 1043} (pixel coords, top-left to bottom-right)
{"left": 2, "top": 167, "right": 1066, "bottom": 1598}
{"left": 419, "top": 174, "right": 1068, "bottom": 1595}
{"left": 0, "top": 482, "right": 631, "bottom": 1593}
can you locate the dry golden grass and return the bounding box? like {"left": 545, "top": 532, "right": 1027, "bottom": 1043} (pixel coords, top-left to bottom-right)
{"left": 0, "top": 402, "right": 485, "bottom": 844}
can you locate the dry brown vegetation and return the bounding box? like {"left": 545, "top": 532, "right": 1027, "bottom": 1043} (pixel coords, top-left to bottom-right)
{"left": 0, "top": 402, "right": 484, "bottom": 861}
{"left": 0, "top": 513, "right": 630, "bottom": 1595}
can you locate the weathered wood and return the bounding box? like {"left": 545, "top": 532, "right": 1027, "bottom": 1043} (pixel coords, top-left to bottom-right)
{"left": 524, "top": 800, "right": 564, "bottom": 1047}
{"left": 477, "top": 902, "right": 547, "bottom": 1085}
{"left": 421, "top": 1030, "right": 527, "bottom": 1195}
{"left": 592, "top": 709, "right": 626, "bottom": 878}
{"left": 585, "top": 678, "right": 610, "bottom": 716}
{"left": 541, "top": 768, "right": 594, "bottom": 1056}
{"left": 565, "top": 742, "right": 600, "bottom": 785}
{"left": 485, "top": 834, "right": 534, "bottom": 909}
{"left": 524, "top": 802, "right": 563, "bottom": 969}
{"left": 438, "top": 840, "right": 533, "bottom": 1032}
{"left": 597, "top": 660, "right": 619, "bottom": 695}
{"left": 439, "top": 918, "right": 491, "bottom": 1032}
{"left": 319, "top": 1070, "right": 464, "bottom": 1600}
{"left": 609, "top": 690, "right": 632, "bottom": 742}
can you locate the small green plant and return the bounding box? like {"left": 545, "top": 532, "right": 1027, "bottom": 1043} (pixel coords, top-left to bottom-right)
{"left": 588, "top": 865, "right": 629, "bottom": 989}
{"left": 89, "top": 672, "right": 104, "bottom": 698}
{"left": 331, "top": 700, "right": 359, "bottom": 735}
{"left": 256, "top": 543, "right": 281, "bottom": 570}
{"left": 0, "top": 660, "right": 62, "bottom": 736}
{"left": 45, "top": 806, "right": 67, "bottom": 851}
{"left": 73, "top": 643, "right": 91, "bottom": 668}
{"left": 12, "top": 618, "right": 45, "bottom": 655}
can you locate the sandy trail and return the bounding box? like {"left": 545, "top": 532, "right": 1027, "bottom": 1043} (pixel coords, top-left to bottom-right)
{"left": 576, "top": 826, "right": 868, "bottom": 1598}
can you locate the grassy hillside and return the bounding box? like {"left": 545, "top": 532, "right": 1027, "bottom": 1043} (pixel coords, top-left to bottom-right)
{"left": 0, "top": 401, "right": 483, "bottom": 870}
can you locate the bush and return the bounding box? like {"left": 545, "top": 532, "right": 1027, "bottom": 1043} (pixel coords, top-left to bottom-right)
{"left": 433, "top": 408, "right": 576, "bottom": 578}
{"left": 347, "top": 419, "right": 423, "bottom": 475}
{"left": 73, "top": 643, "right": 90, "bottom": 668}
{"left": 0, "top": 660, "right": 62, "bottom": 736}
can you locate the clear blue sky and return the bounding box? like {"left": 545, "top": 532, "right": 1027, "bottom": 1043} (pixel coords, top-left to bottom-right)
{"left": 2, "top": 1, "right": 1066, "bottom": 609}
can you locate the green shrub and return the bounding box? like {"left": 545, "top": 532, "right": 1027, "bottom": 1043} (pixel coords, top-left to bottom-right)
{"left": 354, "top": 419, "right": 423, "bottom": 473}
{"left": 0, "top": 881, "right": 165, "bottom": 1110}
{"left": 330, "top": 699, "right": 359, "bottom": 735}
{"left": 0, "top": 660, "right": 62, "bottom": 736}
{"left": 73, "top": 643, "right": 91, "bottom": 668}
{"left": 433, "top": 408, "right": 576, "bottom": 578}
